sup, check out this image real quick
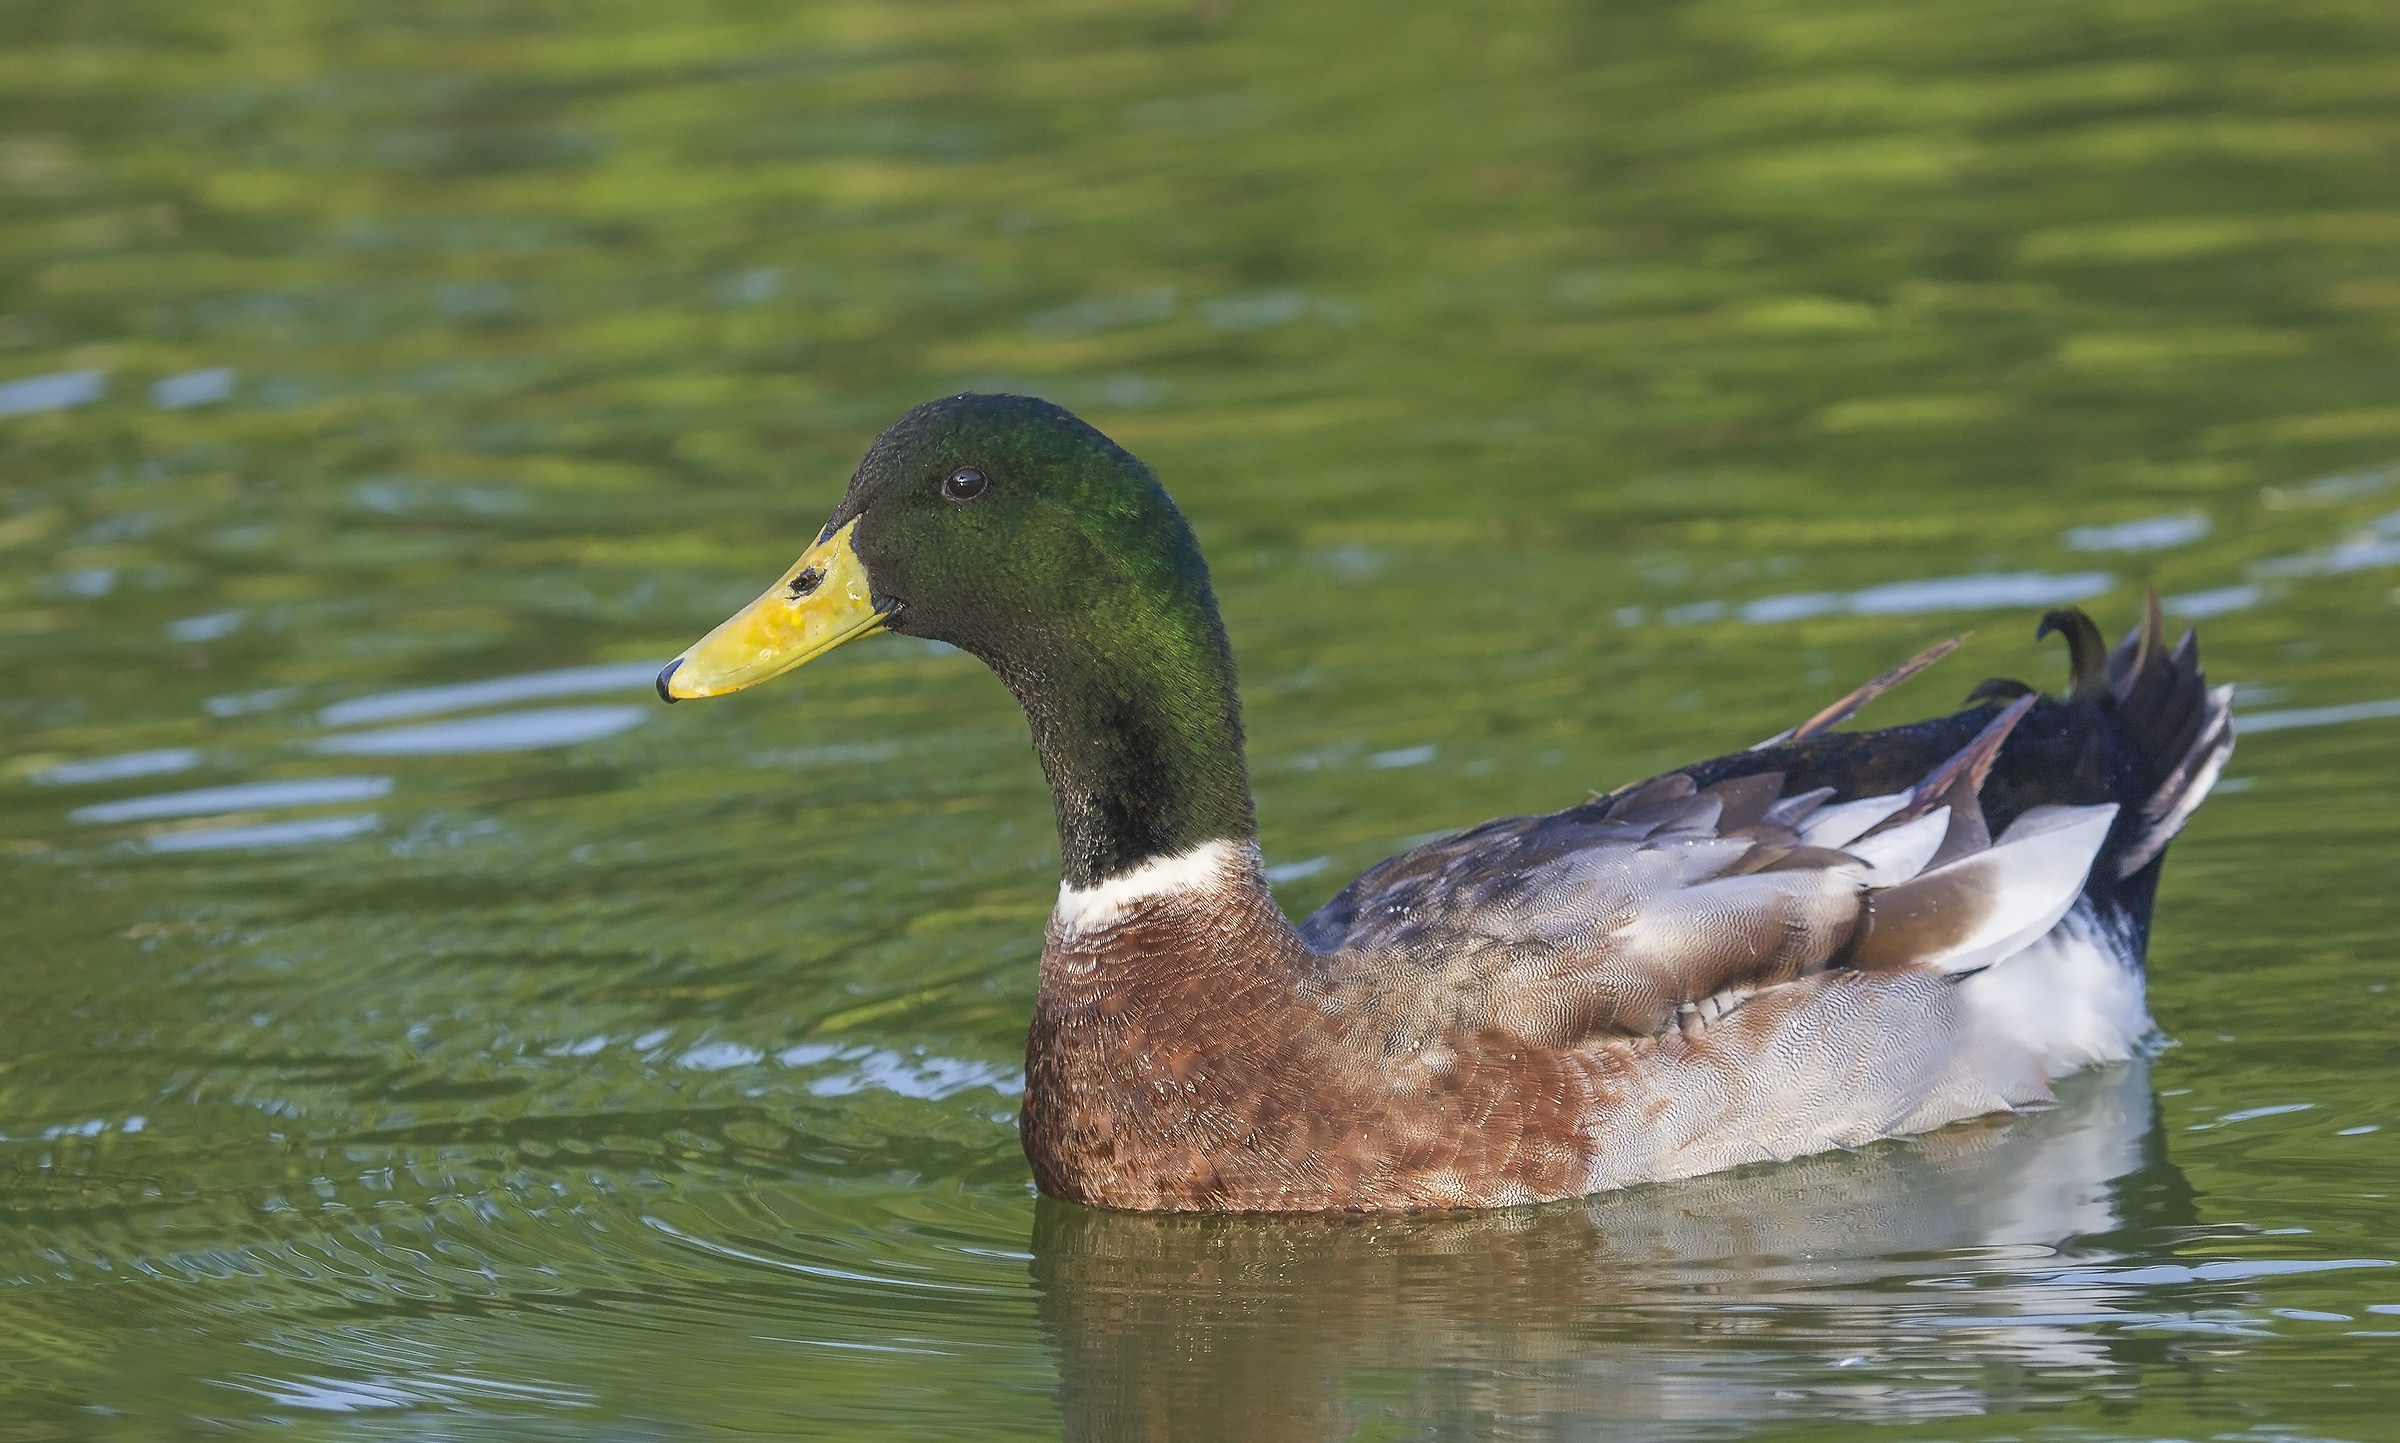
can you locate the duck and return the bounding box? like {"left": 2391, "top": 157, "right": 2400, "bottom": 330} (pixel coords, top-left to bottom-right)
{"left": 655, "top": 393, "right": 2233, "bottom": 1214}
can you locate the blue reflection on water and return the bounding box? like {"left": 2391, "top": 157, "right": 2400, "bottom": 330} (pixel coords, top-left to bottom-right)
{"left": 2167, "top": 584, "right": 2265, "bottom": 618}
{"left": 317, "top": 661, "right": 663, "bottom": 726}
{"left": 142, "top": 813, "right": 381, "bottom": 852}
{"left": 33, "top": 748, "right": 203, "bottom": 786}
{"left": 1742, "top": 571, "right": 2115, "bottom": 624}
{"left": 72, "top": 776, "right": 393, "bottom": 824}
{"left": 2063, "top": 514, "right": 2210, "bottom": 552}
{"left": 310, "top": 705, "right": 646, "bottom": 754}
{"left": 167, "top": 610, "right": 245, "bottom": 643}
{"left": 0, "top": 368, "right": 104, "bottom": 417}
{"left": 2238, "top": 698, "right": 2400, "bottom": 734}
{"left": 151, "top": 367, "right": 236, "bottom": 409}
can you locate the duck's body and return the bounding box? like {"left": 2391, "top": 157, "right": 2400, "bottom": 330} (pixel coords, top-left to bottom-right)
{"left": 660, "top": 394, "right": 2231, "bottom": 1213}
{"left": 1026, "top": 675, "right": 2208, "bottom": 1212}
{"left": 1029, "top": 841, "right": 2041, "bottom": 1212}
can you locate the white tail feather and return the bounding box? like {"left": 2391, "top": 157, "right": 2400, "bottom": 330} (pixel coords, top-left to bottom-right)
{"left": 1900, "top": 803, "right": 2119, "bottom": 974}
{"left": 1843, "top": 807, "right": 1950, "bottom": 886}
{"left": 1761, "top": 785, "right": 1836, "bottom": 829}
{"left": 2116, "top": 682, "right": 2236, "bottom": 878}
{"left": 1798, "top": 791, "right": 1907, "bottom": 849}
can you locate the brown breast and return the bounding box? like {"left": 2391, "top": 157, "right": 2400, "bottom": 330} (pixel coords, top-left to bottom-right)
{"left": 1020, "top": 862, "right": 1628, "bottom": 1211}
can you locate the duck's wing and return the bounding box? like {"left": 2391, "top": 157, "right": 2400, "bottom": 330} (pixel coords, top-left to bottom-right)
{"left": 1297, "top": 697, "right": 2120, "bottom": 1053}
{"left": 1297, "top": 596, "right": 2234, "bottom": 1058}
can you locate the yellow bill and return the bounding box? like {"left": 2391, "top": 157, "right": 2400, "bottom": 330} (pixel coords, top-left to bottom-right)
{"left": 657, "top": 518, "right": 888, "bottom": 702}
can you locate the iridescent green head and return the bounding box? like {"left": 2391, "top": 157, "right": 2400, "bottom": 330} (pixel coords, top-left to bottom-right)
{"left": 660, "top": 394, "right": 1254, "bottom": 887}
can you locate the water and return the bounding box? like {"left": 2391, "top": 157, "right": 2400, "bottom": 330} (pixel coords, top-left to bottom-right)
{"left": 4, "top": 0, "right": 2398, "bottom": 1436}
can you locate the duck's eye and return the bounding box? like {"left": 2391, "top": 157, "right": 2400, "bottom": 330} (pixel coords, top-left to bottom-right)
{"left": 941, "top": 467, "right": 989, "bottom": 502}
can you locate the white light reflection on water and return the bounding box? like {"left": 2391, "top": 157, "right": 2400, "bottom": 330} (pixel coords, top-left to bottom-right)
{"left": 1265, "top": 855, "right": 1332, "bottom": 883}
{"left": 309, "top": 705, "right": 646, "bottom": 754}
{"left": 2027, "top": 1257, "right": 2389, "bottom": 1288}
{"left": 142, "top": 813, "right": 381, "bottom": 852}
{"left": 1741, "top": 571, "right": 2115, "bottom": 624}
{"left": 32, "top": 748, "right": 202, "bottom": 785}
{"left": 215, "top": 1366, "right": 595, "bottom": 1415}
{"left": 151, "top": 367, "right": 236, "bottom": 409}
{"left": 316, "top": 661, "right": 665, "bottom": 727}
{"left": 72, "top": 776, "right": 393, "bottom": 824}
{"left": 2253, "top": 538, "right": 2400, "bottom": 578}
{"left": 205, "top": 686, "right": 303, "bottom": 717}
{"left": 167, "top": 610, "right": 245, "bottom": 643}
{"left": 2237, "top": 698, "right": 2400, "bottom": 734}
{"left": 0, "top": 368, "right": 104, "bottom": 417}
{"left": 2064, "top": 514, "right": 2210, "bottom": 552}
{"left": 2167, "top": 583, "right": 2265, "bottom": 618}
{"left": 785, "top": 1045, "right": 1024, "bottom": 1099}
{"left": 677, "top": 1041, "right": 764, "bottom": 1071}
{"left": 2260, "top": 468, "right": 2394, "bottom": 508}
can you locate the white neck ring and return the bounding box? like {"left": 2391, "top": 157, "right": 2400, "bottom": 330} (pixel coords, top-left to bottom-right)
{"left": 1052, "top": 839, "right": 1253, "bottom": 933}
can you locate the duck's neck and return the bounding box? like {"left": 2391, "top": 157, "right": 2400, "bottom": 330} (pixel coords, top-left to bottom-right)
{"left": 983, "top": 591, "right": 1256, "bottom": 892}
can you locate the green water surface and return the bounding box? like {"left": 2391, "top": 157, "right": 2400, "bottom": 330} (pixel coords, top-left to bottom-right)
{"left": 4, "top": 0, "right": 2399, "bottom": 1437}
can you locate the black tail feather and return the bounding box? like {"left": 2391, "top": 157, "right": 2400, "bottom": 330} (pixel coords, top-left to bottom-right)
{"left": 1679, "top": 599, "right": 2232, "bottom": 970}
{"left": 1872, "top": 692, "right": 2036, "bottom": 835}
{"left": 2038, "top": 608, "right": 2112, "bottom": 702}
{"left": 1965, "top": 677, "right": 2036, "bottom": 704}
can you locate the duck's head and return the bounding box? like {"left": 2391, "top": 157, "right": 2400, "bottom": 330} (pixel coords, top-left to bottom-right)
{"left": 659, "top": 393, "right": 1253, "bottom": 887}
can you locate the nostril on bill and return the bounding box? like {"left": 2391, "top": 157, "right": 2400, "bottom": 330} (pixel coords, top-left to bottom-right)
{"left": 789, "top": 566, "right": 825, "bottom": 598}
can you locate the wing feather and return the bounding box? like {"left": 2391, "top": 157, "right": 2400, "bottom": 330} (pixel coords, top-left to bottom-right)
{"left": 1297, "top": 698, "right": 2095, "bottom": 1057}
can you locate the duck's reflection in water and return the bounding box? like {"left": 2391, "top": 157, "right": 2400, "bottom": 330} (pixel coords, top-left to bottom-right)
{"left": 1033, "top": 1060, "right": 2195, "bottom": 1440}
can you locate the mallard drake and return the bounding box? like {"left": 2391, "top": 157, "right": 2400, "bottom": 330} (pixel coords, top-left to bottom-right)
{"left": 656, "top": 394, "right": 2233, "bottom": 1213}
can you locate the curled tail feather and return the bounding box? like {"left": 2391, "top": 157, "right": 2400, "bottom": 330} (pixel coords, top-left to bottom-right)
{"left": 2097, "top": 596, "right": 2233, "bottom": 877}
